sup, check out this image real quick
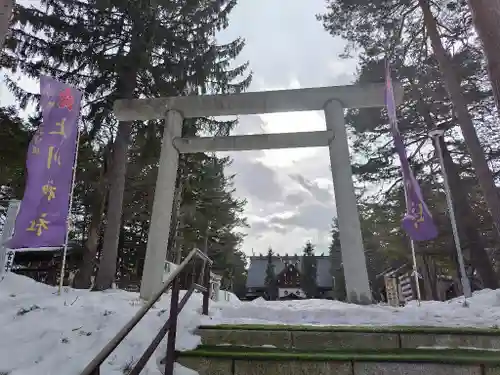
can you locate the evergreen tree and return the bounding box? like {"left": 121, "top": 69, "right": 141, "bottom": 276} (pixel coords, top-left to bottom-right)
{"left": 466, "top": 0, "right": 500, "bottom": 120}
{"left": 264, "top": 247, "right": 277, "bottom": 300}
{"left": 329, "top": 220, "right": 346, "bottom": 301}
{"left": 301, "top": 241, "right": 317, "bottom": 298}
{"left": 418, "top": 0, "right": 500, "bottom": 242}
{"left": 0, "top": 107, "right": 31, "bottom": 201}
{"left": 318, "top": 1, "right": 500, "bottom": 289}
{"left": 113, "top": 136, "right": 248, "bottom": 289}
{"left": 3, "top": 0, "right": 251, "bottom": 289}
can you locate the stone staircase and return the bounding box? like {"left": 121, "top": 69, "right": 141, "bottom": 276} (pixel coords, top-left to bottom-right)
{"left": 176, "top": 324, "right": 500, "bottom": 375}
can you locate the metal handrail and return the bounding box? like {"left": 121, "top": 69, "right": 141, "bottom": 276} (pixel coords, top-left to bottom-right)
{"left": 128, "top": 283, "right": 207, "bottom": 375}
{"left": 79, "top": 247, "right": 212, "bottom": 375}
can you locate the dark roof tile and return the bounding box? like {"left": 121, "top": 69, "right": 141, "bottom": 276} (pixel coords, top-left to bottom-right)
{"left": 246, "top": 256, "right": 333, "bottom": 288}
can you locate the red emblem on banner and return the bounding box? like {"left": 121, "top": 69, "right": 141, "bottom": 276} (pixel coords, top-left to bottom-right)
{"left": 58, "top": 88, "right": 74, "bottom": 111}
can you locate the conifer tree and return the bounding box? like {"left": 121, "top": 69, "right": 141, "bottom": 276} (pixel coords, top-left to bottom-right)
{"left": 264, "top": 247, "right": 277, "bottom": 300}
{"left": 318, "top": 1, "right": 500, "bottom": 288}
{"left": 465, "top": 0, "right": 500, "bottom": 121}
{"left": 301, "top": 241, "right": 317, "bottom": 298}
{"left": 329, "top": 220, "right": 346, "bottom": 301}
{"left": 2, "top": 0, "right": 251, "bottom": 289}
{"left": 0, "top": 106, "right": 31, "bottom": 201}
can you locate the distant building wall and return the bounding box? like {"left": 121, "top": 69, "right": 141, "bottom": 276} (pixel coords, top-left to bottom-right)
{"left": 245, "top": 255, "right": 334, "bottom": 300}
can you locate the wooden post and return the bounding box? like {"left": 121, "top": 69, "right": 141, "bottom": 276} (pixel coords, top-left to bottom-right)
{"left": 202, "top": 263, "right": 210, "bottom": 315}
{"left": 164, "top": 277, "right": 180, "bottom": 375}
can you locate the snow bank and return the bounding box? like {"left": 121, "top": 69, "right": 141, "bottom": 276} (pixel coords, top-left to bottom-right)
{"left": 0, "top": 273, "right": 237, "bottom": 375}
{"left": 2, "top": 273, "right": 500, "bottom": 375}
{"left": 206, "top": 290, "right": 500, "bottom": 328}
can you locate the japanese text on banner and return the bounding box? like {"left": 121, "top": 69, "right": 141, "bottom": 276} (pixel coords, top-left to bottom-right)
{"left": 7, "top": 77, "right": 82, "bottom": 249}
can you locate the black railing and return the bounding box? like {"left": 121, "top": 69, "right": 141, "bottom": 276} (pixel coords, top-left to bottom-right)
{"left": 79, "top": 248, "right": 213, "bottom": 375}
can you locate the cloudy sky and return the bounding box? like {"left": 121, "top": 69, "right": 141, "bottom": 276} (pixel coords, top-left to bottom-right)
{"left": 0, "top": 0, "right": 360, "bottom": 257}
{"left": 216, "top": 0, "right": 358, "bottom": 256}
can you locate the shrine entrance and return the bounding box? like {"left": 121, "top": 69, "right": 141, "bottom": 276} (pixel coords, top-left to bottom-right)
{"left": 113, "top": 82, "right": 402, "bottom": 304}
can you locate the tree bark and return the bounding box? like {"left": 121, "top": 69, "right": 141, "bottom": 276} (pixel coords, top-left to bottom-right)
{"left": 167, "top": 161, "right": 185, "bottom": 263}
{"left": 94, "top": 119, "right": 133, "bottom": 290}
{"left": 418, "top": 0, "right": 500, "bottom": 239}
{"left": 74, "top": 145, "right": 111, "bottom": 289}
{"left": 467, "top": 0, "right": 500, "bottom": 119}
{"left": 436, "top": 137, "right": 499, "bottom": 289}
{"left": 74, "top": 186, "right": 107, "bottom": 289}
{"left": 0, "top": 0, "right": 14, "bottom": 48}
{"left": 93, "top": 48, "right": 139, "bottom": 290}
{"left": 418, "top": 254, "right": 438, "bottom": 300}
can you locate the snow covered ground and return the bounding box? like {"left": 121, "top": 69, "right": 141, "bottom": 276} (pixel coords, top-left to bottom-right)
{"left": 209, "top": 291, "right": 500, "bottom": 328}
{"left": 2, "top": 273, "right": 500, "bottom": 375}
{"left": 0, "top": 273, "right": 239, "bottom": 375}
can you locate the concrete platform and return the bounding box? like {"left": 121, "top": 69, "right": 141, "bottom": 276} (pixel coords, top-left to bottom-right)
{"left": 176, "top": 346, "right": 500, "bottom": 375}
{"left": 196, "top": 324, "right": 500, "bottom": 351}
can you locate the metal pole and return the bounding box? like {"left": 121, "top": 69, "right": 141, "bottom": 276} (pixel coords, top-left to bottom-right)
{"left": 202, "top": 263, "right": 210, "bottom": 315}
{"left": 200, "top": 221, "right": 210, "bottom": 294}
{"left": 429, "top": 128, "right": 472, "bottom": 305}
{"left": 58, "top": 124, "right": 81, "bottom": 294}
{"left": 409, "top": 240, "right": 422, "bottom": 305}
{"left": 203, "top": 221, "right": 210, "bottom": 257}
{"left": 401, "top": 174, "right": 422, "bottom": 306}
{"left": 164, "top": 184, "right": 186, "bottom": 375}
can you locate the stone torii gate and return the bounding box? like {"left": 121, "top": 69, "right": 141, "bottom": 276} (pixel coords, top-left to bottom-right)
{"left": 113, "top": 82, "right": 403, "bottom": 303}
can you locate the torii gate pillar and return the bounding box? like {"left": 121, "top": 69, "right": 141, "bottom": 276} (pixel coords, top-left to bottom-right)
{"left": 324, "top": 100, "right": 371, "bottom": 303}
{"left": 114, "top": 82, "right": 403, "bottom": 303}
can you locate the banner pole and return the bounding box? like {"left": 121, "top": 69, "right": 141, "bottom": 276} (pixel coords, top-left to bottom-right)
{"left": 409, "top": 240, "right": 422, "bottom": 305}
{"left": 403, "top": 182, "right": 422, "bottom": 306}
{"left": 429, "top": 128, "right": 471, "bottom": 306}
{"left": 58, "top": 124, "right": 81, "bottom": 295}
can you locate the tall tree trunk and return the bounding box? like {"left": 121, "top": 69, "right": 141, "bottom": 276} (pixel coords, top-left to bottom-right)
{"left": 94, "top": 121, "right": 133, "bottom": 290}
{"left": 418, "top": 0, "right": 500, "bottom": 240}
{"left": 467, "top": 0, "right": 500, "bottom": 119}
{"left": 74, "top": 144, "right": 112, "bottom": 289}
{"left": 94, "top": 55, "right": 139, "bottom": 290}
{"left": 436, "top": 137, "right": 499, "bottom": 289}
{"left": 74, "top": 187, "right": 107, "bottom": 288}
{"left": 115, "top": 222, "right": 126, "bottom": 288}
{"left": 418, "top": 254, "right": 438, "bottom": 300}
{"left": 417, "top": 92, "right": 498, "bottom": 289}
{"left": 0, "top": 0, "right": 14, "bottom": 48}
{"left": 167, "top": 160, "right": 185, "bottom": 263}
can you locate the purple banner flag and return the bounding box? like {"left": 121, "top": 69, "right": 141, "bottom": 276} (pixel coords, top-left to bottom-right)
{"left": 385, "top": 64, "right": 438, "bottom": 241}
{"left": 7, "top": 76, "right": 82, "bottom": 249}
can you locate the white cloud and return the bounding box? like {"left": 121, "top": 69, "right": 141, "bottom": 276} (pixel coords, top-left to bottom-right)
{"left": 217, "top": 0, "right": 359, "bottom": 256}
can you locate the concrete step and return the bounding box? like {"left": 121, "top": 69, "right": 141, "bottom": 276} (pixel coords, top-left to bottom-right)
{"left": 177, "top": 345, "right": 500, "bottom": 375}
{"left": 196, "top": 324, "right": 500, "bottom": 351}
